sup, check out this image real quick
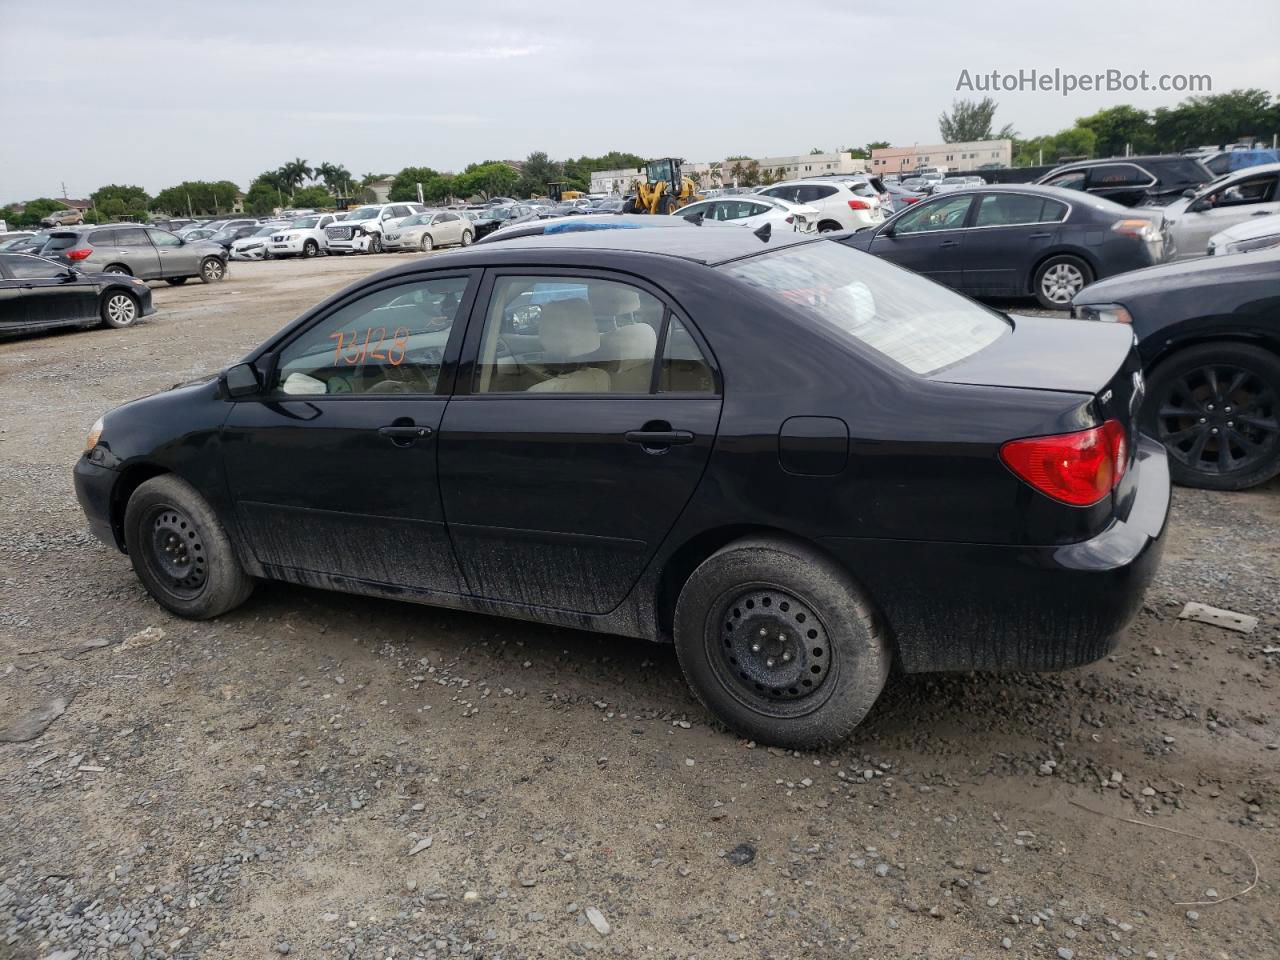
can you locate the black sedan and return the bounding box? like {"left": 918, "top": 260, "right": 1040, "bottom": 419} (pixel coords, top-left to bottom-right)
{"left": 73, "top": 227, "right": 1169, "bottom": 748}
{"left": 839, "top": 185, "right": 1170, "bottom": 309}
{"left": 1073, "top": 248, "right": 1280, "bottom": 490}
{"left": 1, "top": 252, "right": 155, "bottom": 336}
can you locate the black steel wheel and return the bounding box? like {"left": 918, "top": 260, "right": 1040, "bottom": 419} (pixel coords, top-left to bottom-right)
{"left": 139, "top": 505, "right": 208, "bottom": 600}
{"left": 674, "top": 536, "right": 889, "bottom": 749}
{"left": 1145, "top": 342, "right": 1280, "bottom": 490}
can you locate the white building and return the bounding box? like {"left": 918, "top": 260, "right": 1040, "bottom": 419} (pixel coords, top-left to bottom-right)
{"left": 871, "top": 140, "right": 1012, "bottom": 175}
{"left": 590, "top": 167, "right": 645, "bottom": 195}
{"left": 590, "top": 152, "right": 867, "bottom": 194}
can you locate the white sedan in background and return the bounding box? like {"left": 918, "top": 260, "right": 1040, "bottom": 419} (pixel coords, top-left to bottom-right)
{"left": 672, "top": 194, "right": 820, "bottom": 233}
{"left": 1208, "top": 211, "right": 1280, "bottom": 256}
{"left": 382, "top": 211, "right": 475, "bottom": 252}
{"left": 229, "top": 224, "right": 287, "bottom": 261}
{"left": 267, "top": 213, "right": 339, "bottom": 259}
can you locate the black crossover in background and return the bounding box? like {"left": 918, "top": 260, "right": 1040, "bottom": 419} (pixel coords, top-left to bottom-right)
{"left": 1073, "top": 247, "right": 1280, "bottom": 490}
{"left": 0, "top": 252, "right": 155, "bottom": 336}
{"left": 1036, "top": 155, "right": 1213, "bottom": 207}
{"left": 839, "top": 184, "right": 1170, "bottom": 308}
{"left": 74, "top": 227, "right": 1169, "bottom": 748}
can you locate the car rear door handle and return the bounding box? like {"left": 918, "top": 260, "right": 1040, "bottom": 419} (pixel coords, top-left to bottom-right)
{"left": 1028, "top": 232, "right": 1052, "bottom": 239}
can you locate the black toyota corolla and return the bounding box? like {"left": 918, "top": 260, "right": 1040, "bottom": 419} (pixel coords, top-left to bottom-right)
{"left": 73, "top": 226, "right": 1170, "bottom": 747}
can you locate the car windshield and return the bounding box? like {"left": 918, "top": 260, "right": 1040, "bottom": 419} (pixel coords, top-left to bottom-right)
{"left": 942, "top": 177, "right": 967, "bottom": 185}
{"left": 402, "top": 214, "right": 432, "bottom": 226}
{"left": 721, "top": 241, "right": 1009, "bottom": 376}
{"left": 291, "top": 217, "right": 320, "bottom": 228}
{"left": 346, "top": 207, "right": 380, "bottom": 220}
{"left": 488, "top": 207, "right": 515, "bottom": 220}
{"left": 252, "top": 226, "right": 277, "bottom": 237}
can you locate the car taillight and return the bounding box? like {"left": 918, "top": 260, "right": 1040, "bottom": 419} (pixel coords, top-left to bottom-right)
{"left": 67, "top": 248, "right": 93, "bottom": 262}
{"left": 902, "top": 196, "right": 920, "bottom": 204}
{"left": 999, "top": 420, "right": 1128, "bottom": 507}
{"left": 1112, "top": 219, "right": 1157, "bottom": 241}
{"left": 847, "top": 199, "right": 870, "bottom": 211}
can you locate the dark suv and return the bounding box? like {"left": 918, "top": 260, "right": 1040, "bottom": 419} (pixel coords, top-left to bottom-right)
{"left": 1036, "top": 155, "right": 1213, "bottom": 207}
{"left": 42, "top": 225, "right": 228, "bottom": 284}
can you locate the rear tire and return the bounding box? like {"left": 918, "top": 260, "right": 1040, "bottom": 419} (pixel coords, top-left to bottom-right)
{"left": 1033, "top": 254, "right": 1092, "bottom": 309}
{"left": 123, "top": 475, "right": 254, "bottom": 620}
{"left": 817, "top": 220, "right": 843, "bottom": 233}
{"left": 104, "top": 264, "right": 132, "bottom": 276}
{"left": 165, "top": 277, "right": 187, "bottom": 286}
{"left": 101, "top": 290, "right": 139, "bottom": 329}
{"left": 199, "top": 257, "right": 225, "bottom": 283}
{"left": 1144, "top": 342, "right": 1280, "bottom": 490}
{"left": 673, "top": 537, "right": 890, "bottom": 749}
{"left": 460, "top": 230, "right": 473, "bottom": 246}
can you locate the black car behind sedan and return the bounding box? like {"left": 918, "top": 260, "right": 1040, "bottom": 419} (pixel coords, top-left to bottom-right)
{"left": 840, "top": 184, "right": 1170, "bottom": 308}
{"left": 1, "top": 252, "right": 155, "bottom": 336}
{"left": 1073, "top": 248, "right": 1280, "bottom": 490}
{"left": 73, "top": 227, "right": 1169, "bottom": 748}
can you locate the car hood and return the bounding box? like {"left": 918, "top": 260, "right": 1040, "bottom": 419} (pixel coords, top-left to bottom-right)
{"left": 1210, "top": 212, "right": 1280, "bottom": 244}
{"left": 1074, "top": 246, "right": 1280, "bottom": 304}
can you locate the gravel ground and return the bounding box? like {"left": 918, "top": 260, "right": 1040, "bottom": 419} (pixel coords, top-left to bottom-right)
{"left": 1, "top": 254, "right": 1277, "bottom": 960}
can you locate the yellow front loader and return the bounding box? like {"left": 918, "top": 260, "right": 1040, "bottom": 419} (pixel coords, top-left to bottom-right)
{"left": 623, "top": 158, "right": 702, "bottom": 215}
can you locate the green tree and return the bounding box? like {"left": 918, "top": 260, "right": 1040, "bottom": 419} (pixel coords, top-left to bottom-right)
{"left": 279, "top": 158, "right": 312, "bottom": 190}
{"left": 2, "top": 198, "right": 63, "bottom": 228}
{"left": 741, "top": 160, "right": 762, "bottom": 187}
{"left": 1075, "top": 105, "right": 1153, "bottom": 156}
{"left": 387, "top": 166, "right": 441, "bottom": 203}
{"left": 454, "top": 161, "right": 518, "bottom": 200}
{"left": 1151, "top": 89, "right": 1279, "bottom": 150}
{"left": 290, "top": 186, "right": 333, "bottom": 208}
{"left": 939, "top": 97, "right": 1017, "bottom": 142}
{"left": 809, "top": 147, "right": 825, "bottom": 155}
{"left": 244, "top": 181, "right": 282, "bottom": 216}
{"left": 90, "top": 184, "right": 150, "bottom": 220}
{"left": 515, "top": 151, "right": 563, "bottom": 198}
{"left": 1013, "top": 126, "right": 1098, "bottom": 166}
{"left": 152, "top": 180, "right": 241, "bottom": 215}
{"left": 314, "top": 162, "right": 351, "bottom": 193}
{"left": 707, "top": 162, "right": 722, "bottom": 186}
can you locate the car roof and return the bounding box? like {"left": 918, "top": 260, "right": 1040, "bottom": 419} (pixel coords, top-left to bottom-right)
{"left": 440, "top": 218, "right": 817, "bottom": 265}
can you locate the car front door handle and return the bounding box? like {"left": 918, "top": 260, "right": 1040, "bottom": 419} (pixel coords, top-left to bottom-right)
{"left": 1252, "top": 210, "right": 1272, "bottom": 216}
{"left": 1027, "top": 232, "right": 1052, "bottom": 239}
{"left": 625, "top": 428, "right": 695, "bottom": 448}
{"left": 938, "top": 239, "right": 960, "bottom": 248}
{"left": 378, "top": 424, "right": 432, "bottom": 445}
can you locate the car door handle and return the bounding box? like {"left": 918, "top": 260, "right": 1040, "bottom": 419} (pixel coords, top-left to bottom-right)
{"left": 938, "top": 239, "right": 960, "bottom": 248}
{"left": 1027, "top": 232, "right": 1052, "bottom": 239}
{"left": 378, "top": 424, "right": 432, "bottom": 442}
{"left": 625, "top": 429, "right": 694, "bottom": 447}
{"left": 1252, "top": 210, "right": 1272, "bottom": 216}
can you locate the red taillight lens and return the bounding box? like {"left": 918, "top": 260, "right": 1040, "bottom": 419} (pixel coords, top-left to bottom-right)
{"left": 902, "top": 196, "right": 919, "bottom": 204}
{"left": 999, "top": 420, "right": 1128, "bottom": 506}
{"left": 67, "top": 248, "right": 93, "bottom": 262}
{"left": 848, "top": 199, "right": 870, "bottom": 211}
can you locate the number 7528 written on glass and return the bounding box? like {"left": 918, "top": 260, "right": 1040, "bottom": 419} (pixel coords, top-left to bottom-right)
{"left": 329, "top": 326, "right": 411, "bottom": 366}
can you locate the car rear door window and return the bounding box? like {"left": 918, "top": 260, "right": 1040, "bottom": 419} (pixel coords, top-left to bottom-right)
{"left": 274, "top": 276, "right": 471, "bottom": 397}
{"left": 88, "top": 229, "right": 119, "bottom": 247}
{"left": 473, "top": 276, "right": 666, "bottom": 395}
{"left": 116, "top": 227, "right": 150, "bottom": 246}
{"left": 660, "top": 317, "right": 716, "bottom": 394}
{"left": 1043, "top": 170, "right": 1087, "bottom": 191}
{"left": 973, "top": 193, "right": 1056, "bottom": 226}
{"left": 1087, "top": 164, "right": 1153, "bottom": 188}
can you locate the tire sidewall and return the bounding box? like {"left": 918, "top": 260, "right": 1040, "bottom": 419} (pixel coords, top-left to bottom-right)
{"left": 303, "top": 239, "right": 318, "bottom": 258}
{"left": 461, "top": 230, "right": 473, "bottom": 246}
{"left": 199, "top": 257, "right": 224, "bottom": 283}
{"left": 673, "top": 539, "right": 889, "bottom": 749}
{"left": 101, "top": 290, "right": 138, "bottom": 328}
{"left": 1034, "top": 255, "right": 1092, "bottom": 309}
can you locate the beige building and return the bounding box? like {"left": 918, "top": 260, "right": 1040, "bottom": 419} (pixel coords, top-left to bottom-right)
{"left": 590, "top": 151, "right": 869, "bottom": 194}
{"left": 871, "top": 140, "right": 1012, "bottom": 175}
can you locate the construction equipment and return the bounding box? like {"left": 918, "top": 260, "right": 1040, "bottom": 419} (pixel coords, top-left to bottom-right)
{"left": 546, "top": 182, "right": 584, "bottom": 203}
{"left": 623, "top": 158, "right": 701, "bottom": 215}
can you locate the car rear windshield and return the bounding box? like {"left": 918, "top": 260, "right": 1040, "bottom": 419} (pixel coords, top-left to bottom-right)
{"left": 42, "top": 232, "right": 80, "bottom": 252}
{"left": 721, "top": 241, "right": 1009, "bottom": 376}
{"left": 1147, "top": 157, "right": 1213, "bottom": 185}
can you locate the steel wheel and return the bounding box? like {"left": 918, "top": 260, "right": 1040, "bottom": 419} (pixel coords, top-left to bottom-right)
{"left": 1039, "top": 262, "right": 1085, "bottom": 304}
{"left": 103, "top": 292, "right": 137, "bottom": 328}
{"left": 707, "top": 585, "right": 837, "bottom": 719}
{"left": 1155, "top": 363, "right": 1279, "bottom": 477}
{"left": 140, "top": 504, "right": 208, "bottom": 600}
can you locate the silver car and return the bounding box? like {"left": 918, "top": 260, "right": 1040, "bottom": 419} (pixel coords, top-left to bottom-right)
{"left": 42, "top": 225, "right": 228, "bottom": 283}
{"left": 1156, "top": 162, "right": 1280, "bottom": 259}
{"left": 1208, "top": 211, "right": 1280, "bottom": 256}
{"left": 381, "top": 211, "right": 475, "bottom": 252}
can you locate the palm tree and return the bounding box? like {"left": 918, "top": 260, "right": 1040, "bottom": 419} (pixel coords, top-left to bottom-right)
{"left": 279, "top": 158, "right": 312, "bottom": 191}
{"left": 315, "top": 162, "right": 351, "bottom": 193}
{"left": 708, "top": 162, "right": 722, "bottom": 187}
{"left": 728, "top": 161, "right": 746, "bottom": 186}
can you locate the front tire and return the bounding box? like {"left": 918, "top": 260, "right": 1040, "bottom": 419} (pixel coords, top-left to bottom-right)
{"left": 1033, "top": 255, "right": 1092, "bottom": 309}
{"left": 1144, "top": 342, "right": 1280, "bottom": 490}
{"left": 302, "top": 239, "right": 319, "bottom": 258}
{"left": 123, "top": 475, "right": 254, "bottom": 620}
{"left": 419, "top": 234, "right": 434, "bottom": 252}
{"left": 673, "top": 537, "right": 890, "bottom": 749}
{"left": 367, "top": 233, "right": 383, "bottom": 254}
{"left": 101, "top": 291, "right": 139, "bottom": 329}
{"left": 199, "top": 257, "right": 225, "bottom": 283}
{"left": 460, "top": 230, "right": 473, "bottom": 246}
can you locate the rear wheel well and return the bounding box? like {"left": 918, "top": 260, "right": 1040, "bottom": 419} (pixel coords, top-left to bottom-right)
{"left": 1147, "top": 331, "right": 1280, "bottom": 372}
{"left": 110, "top": 464, "right": 169, "bottom": 550}
{"left": 103, "top": 263, "right": 132, "bottom": 276}
{"left": 817, "top": 219, "right": 844, "bottom": 233}
{"left": 655, "top": 526, "right": 880, "bottom": 639}
{"left": 1026, "top": 249, "right": 1095, "bottom": 294}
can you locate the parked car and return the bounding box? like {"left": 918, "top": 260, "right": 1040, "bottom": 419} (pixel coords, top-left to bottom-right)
{"left": 839, "top": 185, "right": 1169, "bottom": 308}
{"left": 179, "top": 221, "right": 227, "bottom": 238}
{"left": 151, "top": 218, "right": 196, "bottom": 233}
{"left": 1036, "top": 155, "right": 1213, "bottom": 207}
{"left": 1208, "top": 212, "right": 1280, "bottom": 256}
{"left": 40, "top": 208, "right": 84, "bottom": 228}
{"left": 41, "top": 225, "right": 228, "bottom": 284}
{"left": 1, "top": 252, "right": 155, "bottom": 334}
{"left": 3, "top": 231, "right": 52, "bottom": 253}
{"left": 1073, "top": 248, "right": 1280, "bottom": 489}
{"left": 74, "top": 226, "right": 1168, "bottom": 748}
{"left": 230, "top": 225, "right": 286, "bottom": 261}
{"left": 1199, "top": 148, "right": 1279, "bottom": 177}
{"left": 931, "top": 176, "right": 973, "bottom": 195}
{"left": 457, "top": 209, "right": 504, "bottom": 240}
{"left": 901, "top": 178, "right": 932, "bottom": 195}
{"left": 181, "top": 228, "right": 219, "bottom": 243}
{"left": 209, "top": 223, "right": 264, "bottom": 253}
{"left": 267, "top": 214, "right": 338, "bottom": 259}
{"left": 590, "top": 198, "right": 626, "bottom": 214}
{"left": 0, "top": 232, "right": 35, "bottom": 250}
{"left": 382, "top": 211, "right": 476, "bottom": 252}
{"left": 757, "top": 179, "right": 884, "bottom": 232}
{"left": 670, "top": 195, "right": 819, "bottom": 233}
{"left": 883, "top": 183, "right": 925, "bottom": 213}
{"left": 325, "top": 203, "right": 427, "bottom": 254}
{"left": 1158, "top": 162, "right": 1280, "bottom": 259}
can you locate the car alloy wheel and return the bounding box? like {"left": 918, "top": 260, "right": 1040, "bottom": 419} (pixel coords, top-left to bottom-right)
{"left": 104, "top": 293, "right": 137, "bottom": 327}
{"left": 461, "top": 231, "right": 473, "bottom": 246}
{"left": 1155, "top": 363, "right": 1279, "bottom": 478}
{"left": 303, "top": 240, "right": 318, "bottom": 258}
{"left": 420, "top": 234, "right": 433, "bottom": 252}
{"left": 105, "top": 265, "right": 130, "bottom": 275}
{"left": 709, "top": 586, "right": 836, "bottom": 717}
{"left": 201, "top": 258, "right": 225, "bottom": 281}
{"left": 1039, "top": 262, "right": 1085, "bottom": 304}
{"left": 369, "top": 234, "right": 382, "bottom": 254}
{"left": 141, "top": 505, "right": 208, "bottom": 600}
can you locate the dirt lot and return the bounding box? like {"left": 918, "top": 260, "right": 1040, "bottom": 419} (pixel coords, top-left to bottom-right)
{"left": 1, "top": 254, "right": 1277, "bottom": 960}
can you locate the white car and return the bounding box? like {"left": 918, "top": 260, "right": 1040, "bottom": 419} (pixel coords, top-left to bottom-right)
{"left": 268, "top": 214, "right": 339, "bottom": 259}
{"left": 671, "top": 195, "right": 819, "bottom": 234}
{"left": 931, "top": 176, "right": 973, "bottom": 195}
{"left": 325, "top": 202, "right": 427, "bottom": 254}
{"left": 1156, "top": 162, "right": 1280, "bottom": 259}
{"left": 757, "top": 179, "right": 885, "bottom": 232}
{"left": 230, "top": 223, "right": 287, "bottom": 261}
{"left": 1208, "top": 211, "right": 1280, "bottom": 256}
{"left": 382, "top": 210, "right": 476, "bottom": 252}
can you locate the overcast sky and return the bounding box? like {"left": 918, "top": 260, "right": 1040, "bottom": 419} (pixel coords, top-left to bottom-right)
{"left": 2, "top": 0, "right": 1277, "bottom": 203}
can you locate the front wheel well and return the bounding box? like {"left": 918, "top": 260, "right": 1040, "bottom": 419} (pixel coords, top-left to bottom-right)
{"left": 1146, "top": 331, "right": 1280, "bottom": 373}
{"left": 110, "top": 464, "right": 170, "bottom": 549}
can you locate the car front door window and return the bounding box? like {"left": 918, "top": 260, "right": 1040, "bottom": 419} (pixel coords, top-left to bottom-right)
{"left": 892, "top": 196, "right": 973, "bottom": 234}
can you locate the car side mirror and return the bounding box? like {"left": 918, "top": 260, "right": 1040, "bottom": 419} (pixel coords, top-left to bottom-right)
{"left": 223, "top": 361, "right": 263, "bottom": 399}
{"left": 1181, "top": 188, "right": 1197, "bottom": 198}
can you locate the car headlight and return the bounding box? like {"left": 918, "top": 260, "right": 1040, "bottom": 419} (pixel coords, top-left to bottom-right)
{"left": 1073, "top": 303, "right": 1133, "bottom": 324}
{"left": 85, "top": 416, "right": 104, "bottom": 452}
{"left": 1229, "top": 234, "right": 1280, "bottom": 255}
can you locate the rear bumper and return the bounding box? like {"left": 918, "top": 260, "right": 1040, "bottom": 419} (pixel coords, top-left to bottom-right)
{"left": 822, "top": 434, "right": 1170, "bottom": 673}
{"left": 73, "top": 456, "right": 121, "bottom": 550}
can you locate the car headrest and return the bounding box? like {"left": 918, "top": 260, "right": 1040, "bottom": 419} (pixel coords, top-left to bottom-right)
{"left": 539, "top": 299, "right": 599, "bottom": 359}
{"left": 589, "top": 283, "right": 642, "bottom": 316}
{"left": 602, "top": 322, "right": 657, "bottom": 364}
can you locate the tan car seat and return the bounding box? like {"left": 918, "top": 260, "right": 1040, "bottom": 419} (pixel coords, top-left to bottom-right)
{"left": 526, "top": 299, "right": 611, "bottom": 393}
